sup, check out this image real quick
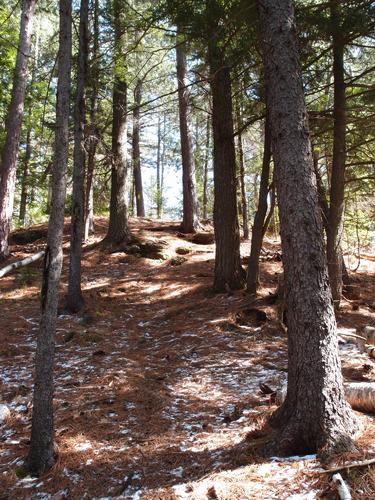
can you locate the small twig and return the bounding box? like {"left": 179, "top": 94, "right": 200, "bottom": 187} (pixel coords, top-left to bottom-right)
{"left": 339, "top": 332, "right": 367, "bottom": 341}
{"left": 322, "top": 457, "right": 375, "bottom": 474}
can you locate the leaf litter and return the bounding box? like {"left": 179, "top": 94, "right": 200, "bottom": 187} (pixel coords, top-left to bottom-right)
{"left": 0, "top": 217, "right": 374, "bottom": 499}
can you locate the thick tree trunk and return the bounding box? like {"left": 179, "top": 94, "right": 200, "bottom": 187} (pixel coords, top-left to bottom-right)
{"left": 19, "top": 127, "right": 32, "bottom": 225}
{"left": 27, "top": 0, "right": 71, "bottom": 475}
{"left": 132, "top": 78, "right": 145, "bottom": 217}
{"left": 208, "top": 25, "right": 245, "bottom": 292}
{"left": 327, "top": 0, "right": 346, "bottom": 307}
{"left": 176, "top": 29, "right": 199, "bottom": 233}
{"left": 65, "top": 0, "right": 88, "bottom": 314}
{"left": 106, "top": 0, "right": 131, "bottom": 244}
{"left": 247, "top": 113, "right": 272, "bottom": 294}
{"left": 84, "top": 0, "right": 99, "bottom": 241}
{"left": 236, "top": 99, "right": 249, "bottom": 240}
{"left": 258, "top": 0, "right": 357, "bottom": 455}
{"left": 0, "top": 0, "right": 36, "bottom": 260}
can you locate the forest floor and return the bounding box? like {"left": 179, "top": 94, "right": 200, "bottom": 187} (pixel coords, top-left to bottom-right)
{"left": 0, "top": 217, "right": 375, "bottom": 500}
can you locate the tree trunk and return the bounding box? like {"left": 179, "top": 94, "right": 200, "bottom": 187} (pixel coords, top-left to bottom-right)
{"left": 176, "top": 28, "right": 199, "bottom": 233}
{"left": 202, "top": 115, "right": 210, "bottom": 220}
{"left": 326, "top": 0, "right": 346, "bottom": 307}
{"left": 65, "top": 0, "right": 89, "bottom": 314}
{"left": 258, "top": 0, "right": 357, "bottom": 455}
{"left": 132, "top": 78, "right": 145, "bottom": 217}
{"left": 314, "top": 149, "right": 350, "bottom": 286}
{"left": 106, "top": 0, "right": 131, "bottom": 244}
{"left": 156, "top": 113, "right": 166, "bottom": 219}
{"left": 19, "top": 127, "right": 32, "bottom": 225}
{"left": 84, "top": 0, "right": 99, "bottom": 241}
{"left": 0, "top": 0, "right": 36, "bottom": 260}
{"left": 26, "top": 0, "right": 71, "bottom": 475}
{"left": 247, "top": 112, "right": 272, "bottom": 294}
{"left": 236, "top": 98, "right": 249, "bottom": 240}
{"left": 208, "top": 24, "right": 245, "bottom": 292}
{"left": 156, "top": 114, "right": 162, "bottom": 218}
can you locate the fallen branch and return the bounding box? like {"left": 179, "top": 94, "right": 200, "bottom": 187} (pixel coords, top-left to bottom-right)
{"left": 276, "top": 382, "right": 375, "bottom": 413}
{"left": 339, "top": 332, "right": 367, "bottom": 341}
{"left": 322, "top": 457, "right": 375, "bottom": 474}
{"left": 0, "top": 250, "right": 45, "bottom": 278}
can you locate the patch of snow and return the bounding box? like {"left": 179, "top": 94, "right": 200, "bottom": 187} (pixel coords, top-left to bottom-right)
{"left": 271, "top": 454, "right": 317, "bottom": 462}
{"left": 74, "top": 441, "right": 92, "bottom": 451}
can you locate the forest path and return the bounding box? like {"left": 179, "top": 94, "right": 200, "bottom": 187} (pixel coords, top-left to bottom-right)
{"left": 0, "top": 217, "right": 375, "bottom": 499}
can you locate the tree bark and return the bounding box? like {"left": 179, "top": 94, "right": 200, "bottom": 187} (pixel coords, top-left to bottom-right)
{"left": 176, "top": 28, "right": 199, "bottom": 233}
{"left": 208, "top": 22, "right": 245, "bottom": 292}
{"left": 19, "top": 127, "right": 32, "bottom": 225}
{"left": 156, "top": 113, "right": 166, "bottom": 219}
{"left": 65, "top": 0, "right": 89, "bottom": 314}
{"left": 326, "top": 0, "right": 347, "bottom": 307}
{"left": 247, "top": 112, "right": 272, "bottom": 294}
{"left": 0, "top": 0, "right": 36, "bottom": 260}
{"left": 106, "top": 0, "right": 131, "bottom": 244}
{"left": 258, "top": 0, "right": 357, "bottom": 455}
{"left": 235, "top": 97, "right": 249, "bottom": 240}
{"left": 314, "top": 149, "right": 350, "bottom": 286}
{"left": 202, "top": 114, "right": 210, "bottom": 220}
{"left": 132, "top": 78, "right": 145, "bottom": 217}
{"left": 84, "top": 0, "right": 99, "bottom": 241}
{"left": 27, "top": 0, "right": 71, "bottom": 475}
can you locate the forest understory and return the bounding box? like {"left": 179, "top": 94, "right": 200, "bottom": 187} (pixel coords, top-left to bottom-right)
{"left": 1, "top": 218, "right": 375, "bottom": 499}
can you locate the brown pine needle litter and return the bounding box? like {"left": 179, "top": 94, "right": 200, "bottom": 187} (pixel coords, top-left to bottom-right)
{"left": 1, "top": 218, "right": 374, "bottom": 498}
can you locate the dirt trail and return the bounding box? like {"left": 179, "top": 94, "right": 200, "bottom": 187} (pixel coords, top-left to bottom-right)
{"left": 0, "top": 218, "right": 374, "bottom": 499}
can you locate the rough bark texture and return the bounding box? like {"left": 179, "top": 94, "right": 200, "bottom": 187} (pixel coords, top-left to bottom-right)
{"left": 132, "top": 78, "right": 145, "bottom": 217}
{"left": 65, "top": 0, "right": 89, "bottom": 313}
{"left": 247, "top": 113, "right": 271, "bottom": 294}
{"left": 326, "top": 0, "right": 346, "bottom": 307}
{"left": 176, "top": 29, "right": 199, "bottom": 233}
{"left": 106, "top": 0, "right": 131, "bottom": 244}
{"left": 0, "top": 0, "right": 36, "bottom": 260}
{"left": 258, "top": 0, "right": 357, "bottom": 455}
{"left": 208, "top": 23, "right": 245, "bottom": 292}
{"left": 27, "top": 0, "right": 71, "bottom": 475}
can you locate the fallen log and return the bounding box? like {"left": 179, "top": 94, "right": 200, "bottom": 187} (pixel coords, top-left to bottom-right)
{"left": 276, "top": 381, "right": 375, "bottom": 413}
{"left": 0, "top": 250, "right": 45, "bottom": 278}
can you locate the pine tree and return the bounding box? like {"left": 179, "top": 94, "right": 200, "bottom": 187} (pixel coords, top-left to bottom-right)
{"left": 0, "top": 0, "right": 36, "bottom": 260}
{"left": 27, "top": 0, "right": 72, "bottom": 474}
{"left": 258, "top": 0, "right": 358, "bottom": 454}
